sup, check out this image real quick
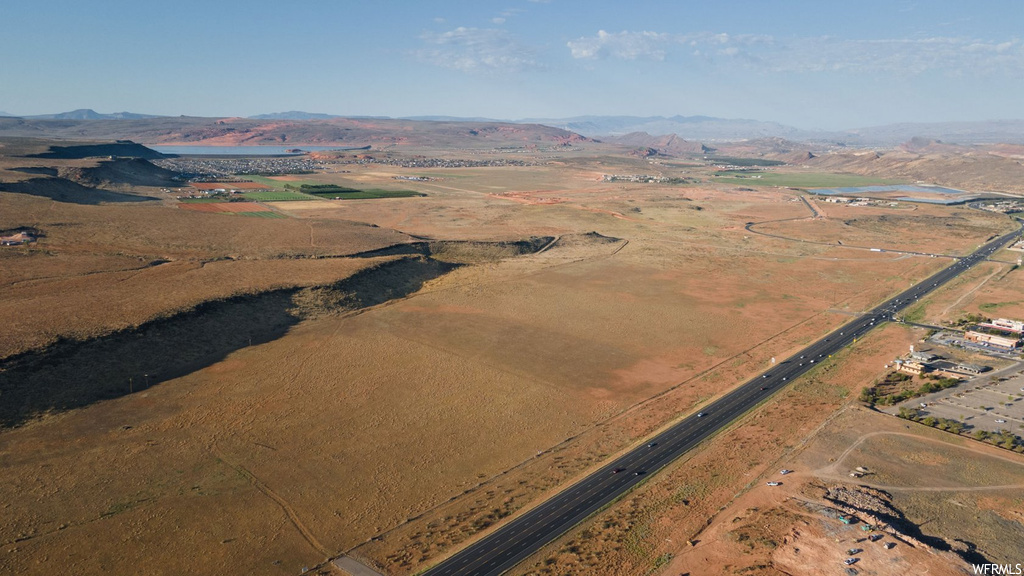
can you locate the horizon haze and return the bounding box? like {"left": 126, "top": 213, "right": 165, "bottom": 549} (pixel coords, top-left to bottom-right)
{"left": 3, "top": 1, "right": 1024, "bottom": 130}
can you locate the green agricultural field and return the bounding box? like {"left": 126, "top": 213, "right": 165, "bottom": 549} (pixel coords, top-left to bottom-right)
{"left": 239, "top": 190, "right": 319, "bottom": 202}
{"left": 236, "top": 211, "right": 288, "bottom": 218}
{"left": 308, "top": 189, "right": 426, "bottom": 200}
{"left": 706, "top": 156, "right": 786, "bottom": 167}
{"left": 712, "top": 171, "right": 906, "bottom": 188}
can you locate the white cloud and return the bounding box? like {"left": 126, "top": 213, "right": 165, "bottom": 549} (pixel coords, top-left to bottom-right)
{"left": 777, "top": 36, "right": 1024, "bottom": 75}
{"left": 567, "top": 30, "right": 672, "bottom": 61}
{"left": 567, "top": 30, "right": 772, "bottom": 62}
{"left": 567, "top": 30, "right": 1024, "bottom": 76}
{"left": 418, "top": 27, "right": 542, "bottom": 73}
{"left": 492, "top": 17, "right": 506, "bottom": 24}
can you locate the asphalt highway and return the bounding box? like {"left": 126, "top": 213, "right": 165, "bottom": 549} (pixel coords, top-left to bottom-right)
{"left": 421, "top": 224, "right": 1022, "bottom": 576}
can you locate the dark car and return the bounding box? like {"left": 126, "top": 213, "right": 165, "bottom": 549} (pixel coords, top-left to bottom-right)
{"left": 612, "top": 467, "right": 626, "bottom": 474}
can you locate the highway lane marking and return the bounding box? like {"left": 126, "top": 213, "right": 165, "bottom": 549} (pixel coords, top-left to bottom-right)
{"left": 438, "top": 461, "right": 637, "bottom": 574}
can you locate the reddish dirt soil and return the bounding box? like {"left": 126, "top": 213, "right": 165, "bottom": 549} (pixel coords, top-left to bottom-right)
{"left": 179, "top": 202, "right": 272, "bottom": 213}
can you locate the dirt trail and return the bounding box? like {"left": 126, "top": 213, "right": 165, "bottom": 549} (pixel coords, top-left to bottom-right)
{"left": 939, "top": 264, "right": 1006, "bottom": 318}
{"left": 210, "top": 442, "right": 330, "bottom": 557}
{"left": 3, "top": 259, "right": 172, "bottom": 289}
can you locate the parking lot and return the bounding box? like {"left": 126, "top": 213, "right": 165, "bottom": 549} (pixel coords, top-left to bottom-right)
{"left": 927, "top": 330, "right": 1022, "bottom": 360}
{"left": 881, "top": 362, "right": 1024, "bottom": 435}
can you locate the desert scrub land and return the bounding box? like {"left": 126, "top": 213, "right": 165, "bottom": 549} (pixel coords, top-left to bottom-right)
{"left": 1, "top": 142, "right": 1019, "bottom": 575}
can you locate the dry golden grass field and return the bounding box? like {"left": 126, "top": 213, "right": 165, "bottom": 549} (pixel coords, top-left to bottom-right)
{"left": 1, "top": 139, "right": 1021, "bottom": 576}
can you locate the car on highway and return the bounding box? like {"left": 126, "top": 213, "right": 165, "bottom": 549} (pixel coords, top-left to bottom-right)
{"left": 612, "top": 467, "right": 626, "bottom": 474}
{"left": 647, "top": 442, "right": 657, "bottom": 448}
{"left": 760, "top": 386, "right": 768, "bottom": 391}
{"left": 633, "top": 470, "right": 645, "bottom": 476}
{"left": 697, "top": 412, "right": 706, "bottom": 417}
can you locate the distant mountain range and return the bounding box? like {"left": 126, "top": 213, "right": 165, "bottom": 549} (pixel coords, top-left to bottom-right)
{"left": 6, "top": 109, "right": 164, "bottom": 120}
{"left": 0, "top": 116, "right": 589, "bottom": 148}
{"left": 260, "top": 112, "right": 1024, "bottom": 145}
{"left": 518, "top": 115, "right": 814, "bottom": 141}
{"left": 515, "top": 115, "right": 1024, "bottom": 145}
{"left": 249, "top": 111, "right": 343, "bottom": 120}
{"left": 2, "top": 110, "right": 1024, "bottom": 145}
{"left": 842, "top": 120, "right": 1024, "bottom": 147}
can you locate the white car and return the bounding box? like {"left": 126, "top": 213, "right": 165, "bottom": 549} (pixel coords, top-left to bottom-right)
{"left": 766, "top": 481, "right": 782, "bottom": 486}
{"left": 779, "top": 469, "right": 793, "bottom": 475}
{"left": 996, "top": 419, "right": 1007, "bottom": 423}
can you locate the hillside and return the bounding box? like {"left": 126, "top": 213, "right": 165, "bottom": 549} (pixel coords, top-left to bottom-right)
{"left": 0, "top": 116, "right": 591, "bottom": 148}
{"left": 804, "top": 146, "right": 1024, "bottom": 193}
{"left": 30, "top": 141, "right": 168, "bottom": 159}
{"left": 57, "top": 157, "right": 179, "bottom": 189}
{"left": 0, "top": 138, "right": 170, "bottom": 204}
{"left": 603, "top": 132, "right": 711, "bottom": 155}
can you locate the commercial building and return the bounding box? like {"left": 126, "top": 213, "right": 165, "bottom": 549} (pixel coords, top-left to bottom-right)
{"left": 982, "top": 318, "right": 1024, "bottom": 333}
{"left": 895, "top": 360, "right": 929, "bottom": 376}
{"left": 965, "top": 325, "right": 1021, "bottom": 350}
{"left": 955, "top": 362, "right": 989, "bottom": 374}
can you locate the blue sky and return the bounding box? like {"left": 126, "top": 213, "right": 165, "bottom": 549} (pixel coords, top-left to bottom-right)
{"left": 2, "top": 0, "right": 1022, "bottom": 129}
